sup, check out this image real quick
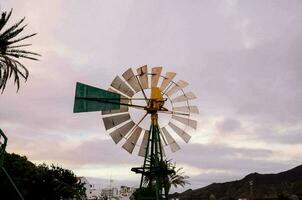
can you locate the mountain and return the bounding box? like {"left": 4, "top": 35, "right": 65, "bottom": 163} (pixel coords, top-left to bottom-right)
{"left": 170, "top": 165, "right": 302, "bottom": 200}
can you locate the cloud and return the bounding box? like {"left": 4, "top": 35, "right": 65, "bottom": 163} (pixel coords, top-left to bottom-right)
{"left": 215, "top": 118, "right": 242, "bottom": 133}
{"left": 251, "top": 124, "right": 302, "bottom": 145}
{"left": 172, "top": 143, "right": 278, "bottom": 171}
{"left": 1, "top": 0, "right": 302, "bottom": 190}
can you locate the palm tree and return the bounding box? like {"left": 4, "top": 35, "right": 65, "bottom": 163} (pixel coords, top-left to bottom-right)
{"left": 143, "top": 158, "right": 190, "bottom": 197}
{"left": 0, "top": 9, "right": 40, "bottom": 92}
{"left": 161, "top": 159, "right": 190, "bottom": 196}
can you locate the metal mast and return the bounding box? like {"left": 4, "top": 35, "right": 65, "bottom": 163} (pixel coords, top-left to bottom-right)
{"left": 131, "top": 87, "right": 171, "bottom": 200}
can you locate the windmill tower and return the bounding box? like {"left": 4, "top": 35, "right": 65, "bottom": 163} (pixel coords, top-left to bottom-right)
{"left": 73, "top": 66, "right": 198, "bottom": 200}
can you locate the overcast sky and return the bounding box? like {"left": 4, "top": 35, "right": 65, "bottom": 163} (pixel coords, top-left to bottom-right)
{"left": 1, "top": 0, "right": 302, "bottom": 191}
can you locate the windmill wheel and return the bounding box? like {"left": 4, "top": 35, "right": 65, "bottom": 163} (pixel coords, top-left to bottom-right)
{"left": 74, "top": 65, "right": 198, "bottom": 155}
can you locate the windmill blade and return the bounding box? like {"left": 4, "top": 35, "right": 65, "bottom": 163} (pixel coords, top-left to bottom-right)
{"left": 160, "top": 72, "right": 176, "bottom": 92}
{"left": 122, "top": 126, "right": 142, "bottom": 154}
{"left": 109, "top": 121, "right": 135, "bottom": 144}
{"left": 173, "top": 106, "right": 199, "bottom": 114}
{"left": 160, "top": 129, "right": 168, "bottom": 146}
{"left": 161, "top": 127, "right": 180, "bottom": 152}
{"left": 137, "top": 65, "right": 148, "bottom": 89}
{"left": 138, "top": 130, "right": 150, "bottom": 157}
{"left": 166, "top": 80, "right": 189, "bottom": 96}
{"left": 122, "top": 68, "right": 141, "bottom": 92}
{"left": 111, "top": 76, "right": 135, "bottom": 97}
{"left": 74, "top": 82, "right": 120, "bottom": 113}
{"left": 172, "top": 115, "right": 197, "bottom": 129}
{"left": 172, "top": 92, "right": 197, "bottom": 103}
{"left": 160, "top": 142, "right": 166, "bottom": 157}
{"left": 151, "top": 67, "right": 162, "bottom": 88}
{"left": 102, "top": 88, "right": 129, "bottom": 115}
{"left": 168, "top": 122, "right": 191, "bottom": 143}
{"left": 102, "top": 113, "right": 131, "bottom": 130}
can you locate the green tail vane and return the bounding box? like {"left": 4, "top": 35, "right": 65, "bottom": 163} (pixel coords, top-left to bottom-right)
{"left": 74, "top": 82, "right": 121, "bottom": 113}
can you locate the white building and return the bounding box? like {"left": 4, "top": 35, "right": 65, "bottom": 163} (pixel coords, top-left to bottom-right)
{"left": 101, "top": 187, "right": 119, "bottom": 199}
{"left": 119, "top": 186, "right": 135, "bottom": 197}
{"left": 78, "top": 177, "right": 135, "bottom": 200}
{"left": 77, "top": 177, "right": 102, "bottom": 200}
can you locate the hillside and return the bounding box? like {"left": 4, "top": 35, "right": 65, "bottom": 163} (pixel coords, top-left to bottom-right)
{"left": 170, "top": 165, "right": 302, "bottom": 200}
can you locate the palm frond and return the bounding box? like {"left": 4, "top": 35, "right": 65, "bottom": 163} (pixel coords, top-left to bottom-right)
{"left": 142, "top": 158, "right": 190, "bottom": 194}
{"left": 0, "top": 18, "right": 25, "bottom": 41}
{"left": 7, "top": 49, "right": 41, "bottom": 56}
{"left": 0, "top": 55, "right": 29, "bottom": 92}
{"left": 5, "top": 53, "right": 39, "bottom": 60}
{"left": 7, "top": 43, "right": 32, "bottom": 49}
{"left": 6, "top": 33, "right": 37, "bottom": 45}
{"left": 0, "top": 9, "right": 39, "bottom": 92}
{"left": 0, "top": 9, "right": 12, "bottom": 31}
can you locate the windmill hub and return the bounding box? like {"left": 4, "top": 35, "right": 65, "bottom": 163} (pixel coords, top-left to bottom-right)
{"left": 146, "top": 87, "right": 166, "bottom": 115}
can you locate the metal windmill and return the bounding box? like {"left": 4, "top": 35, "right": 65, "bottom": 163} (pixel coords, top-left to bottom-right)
{"left": 73, "top": 65, "right": 198, "bottom": 200}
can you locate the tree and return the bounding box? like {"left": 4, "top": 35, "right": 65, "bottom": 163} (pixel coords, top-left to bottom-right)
{"left": 0, "top": 9, "right": 40, "bottom": 92}
{"left": 0, "top": 152, "right": 86, "bottom": 200}
{"left": 162, "top": 159, "right": 190, "bottom": 196}
{"left": 209, "top": 194, "right": 216, "bottom": 200}
{"left": 142, "top": 158, "right": 190, "bottom": 197}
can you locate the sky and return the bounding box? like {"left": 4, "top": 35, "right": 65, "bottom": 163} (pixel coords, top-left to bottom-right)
{"left": 1, "top": 0, "right": 302, "bottom": 192}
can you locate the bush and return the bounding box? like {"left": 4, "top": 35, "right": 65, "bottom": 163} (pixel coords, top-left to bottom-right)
{"left": 1, "top": 152, "right": 86, "bottom": 200}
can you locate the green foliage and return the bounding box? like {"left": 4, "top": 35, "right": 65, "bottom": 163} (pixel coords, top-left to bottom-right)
{"left": 209, "top": 194, "right": 216, "bottom": 200}
{"left": 0, "top": 9, "right": 40, "bottom": 92}
{"left": 288, "top": 195, "right": 299, "bottom": 200}
{"left": 131, "top": 187, "right": 157, "bottom": 200}
{"left": 277, "top": 193, "right": 300, "bottom": 200}
{"left": 168, "top": 161, "right": 190, "bottom": 189}
{"left": 143, "top": 158, "right": 190, "bottom": 196}
{"left": 0, "top": 152, "right": 86, "bottom": 200}
{"left": 277, "top": 193, "right": 288, "bottom": 200}
{"left": 0, "top": 129, "right": 7, "bottom": 166}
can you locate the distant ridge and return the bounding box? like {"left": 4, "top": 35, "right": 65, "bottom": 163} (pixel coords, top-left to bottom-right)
{"left": 170, "top": 165, "right": 302, "bottom": 200}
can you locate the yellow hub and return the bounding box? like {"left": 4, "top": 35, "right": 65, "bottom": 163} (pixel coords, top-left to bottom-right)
{"left": 148, "top": 87, "right": 165, "bottom": 125}
{"left": 151, "top": 87, "right": 163, "bottom": 101}
{"left": 150, "top": 87, "right": 164, "bottom": 110}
